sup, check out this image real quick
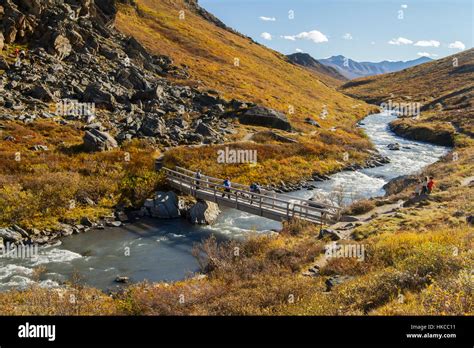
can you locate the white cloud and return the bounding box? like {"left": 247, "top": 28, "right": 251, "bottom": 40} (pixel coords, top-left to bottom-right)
{"left": 371, "top": 41, "right": 376, "bottom": 45}
{"left": 448, "top": 41, "right": 466, "bottom": 50}
{"left": 401, "top": 4, "right": 408, "bottom": 9}
{"left": 343, "top": 33, "right": 353, "bottom": 40}
{"left": 417, "top": 52, "right": 438, "bottom": 58}
{"left": 260, "top": 32, "right": 272, "bottom": 41}
{"left": 259, "top": 16, "right": 276, "bottom": 21}
{"left": 282, "top": 30, "right": 328, "bottom": 43}
{"left": 295, "top": 48, "right": 303, "bottom": 53}
{"left": 388, "top": 37, "right": 413, "bottom": 45}
{"left": 414, "top": 40, "right": 440, "bottom": 47}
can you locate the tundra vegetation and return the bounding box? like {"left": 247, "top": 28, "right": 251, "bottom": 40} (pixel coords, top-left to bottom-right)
{"left": 0, "top": 0, "right": 472, "bottom": 316}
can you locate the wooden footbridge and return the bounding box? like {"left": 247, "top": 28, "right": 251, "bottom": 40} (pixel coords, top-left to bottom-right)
{"left": 163, "top": 166, "right": 341, "bottom": 224}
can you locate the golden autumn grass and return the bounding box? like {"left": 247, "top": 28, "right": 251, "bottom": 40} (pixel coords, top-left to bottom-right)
{"left": 116, "top": 0, "right": 374, "bottom": 131}
{"left": 114, "top": 0, "right": 379, "bottom": 184}
{"left": 0, "top": 120, "right": 163, "bottom": 230}
{"left": 163, "top": 127, "right": 372, "bottom": 185}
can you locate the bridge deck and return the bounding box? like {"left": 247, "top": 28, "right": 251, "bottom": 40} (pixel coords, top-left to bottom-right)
{"left": 163, "top": 167, "right": 340, "bottom": 224}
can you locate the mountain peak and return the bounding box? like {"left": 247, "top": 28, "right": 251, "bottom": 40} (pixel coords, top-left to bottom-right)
{"left": 319, "top": 55, "right": 434, "bottom": 79}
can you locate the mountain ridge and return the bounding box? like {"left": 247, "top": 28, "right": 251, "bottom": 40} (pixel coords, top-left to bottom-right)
{"left": 319, "top": 55, "right": 433, "bottom": 79}
{"left": 286, "top": 52, "right": 347, "bottom": 86}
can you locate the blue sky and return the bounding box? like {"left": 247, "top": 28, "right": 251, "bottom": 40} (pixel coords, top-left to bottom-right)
{"left": 200, "top": 0, "right": 473, "bottom": 62}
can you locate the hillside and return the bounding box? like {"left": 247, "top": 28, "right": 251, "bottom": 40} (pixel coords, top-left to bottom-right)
{"left": 286, "top": 52, "right": 347, "bottom": 87}
{"left": 320, "top": 55, "right": 432, "bottom": 79}
{"left": 340, "top": 49, "right": 474, "bottom": 139}
{"left": 115, "top": 0, "right": 372, "bottom": 130}
{"left": 0, "top": 0, "right": 472, "bottom": 318}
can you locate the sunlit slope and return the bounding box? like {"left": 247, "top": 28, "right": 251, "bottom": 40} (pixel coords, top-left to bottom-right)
{"left": 115, "top": 0, "right": 373, "bottom": 131}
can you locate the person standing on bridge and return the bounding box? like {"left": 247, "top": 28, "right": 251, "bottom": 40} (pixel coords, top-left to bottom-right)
{"left": 222, "top": 177, "right": 231, "bottom": 199}
{"left": 195, "top": 169, "right": 202, "bottom": 191}
{"left": 249, "top": 182, "right": 261, "bottom": 204}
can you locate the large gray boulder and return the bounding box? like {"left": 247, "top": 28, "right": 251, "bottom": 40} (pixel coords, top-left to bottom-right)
{"left": 83, "top": 83, "right": 116, "bottom": 110}
{"left": 186, "top": 200, "right": 220, "bottom": 225}
{"left": 0, "top": 228, "right": 23, "bottom": 243}
{"left": 83, "top": 129, "right": 118, "bottom": 151}
{"left": 144, "top": 191, "right": 181, "bottom": 219}
{"left": 195, "top": 122, "right": 218, "bottom": 137}
{"left": 383, "top": 175, "right": 418, "bottom": 196}
{"left": 239, "top": 106, "right": 292, "bottom": 131}
{"left": 132, "top": 85, "right": 165, "bottom": 101}
{"left": 139, "top": 115, "right": 166, "bottom": 136}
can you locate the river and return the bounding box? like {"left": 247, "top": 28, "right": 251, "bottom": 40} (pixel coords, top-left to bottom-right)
{"left": 0, "top": 112, "right": 450, "bottom": 291}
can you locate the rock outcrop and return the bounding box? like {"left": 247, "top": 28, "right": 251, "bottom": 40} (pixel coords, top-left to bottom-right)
{"left": 0, "top": 0, "right": 246, "bottom": 147}
{"left": 186, "top": 200, "right": 220, "bottom": 225}
{"left": 0, "top": 227, "right": 23, "bottom": 243}
{"left": 383, "top": 175, "right": 419, "bottom": 196}
{"left": 83, "top": 129, "right": 118, "bottom": 151}
{"left": 239, "top": 106, "right": 292, "bottom": 131}
{"left": 143, "top": 191, "right": 182, "bottom": 219}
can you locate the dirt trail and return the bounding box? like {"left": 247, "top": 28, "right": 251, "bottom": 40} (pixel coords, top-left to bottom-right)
{"left": 303, "top": 200, "right": 404, "bottom": 276}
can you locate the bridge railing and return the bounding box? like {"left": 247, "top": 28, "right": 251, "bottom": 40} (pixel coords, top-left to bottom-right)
{"left": 163, "top": 167, "right": 341, "bottom": 223}
{"left": 174, "top": 166, "right": 339, "bottom": 210}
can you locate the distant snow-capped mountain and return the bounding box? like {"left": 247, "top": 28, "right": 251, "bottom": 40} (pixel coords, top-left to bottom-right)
{"left": 318, "top": 55, "right": 433, "bottom": 79}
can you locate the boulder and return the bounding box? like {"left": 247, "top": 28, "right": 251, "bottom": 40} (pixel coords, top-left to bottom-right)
{"left": 382, "top": 175, "right": 418, "bottom": 196}
{"left": 0, "top": 228, "right": 23, "bottom": 243}
{"left": 147, "top": 191, "right": 181, "bottom": 219}
{"left": 139, "top": 115, "right": 166, "bottom": 136}
{"left": 115, "top": 276, "right": 129, "bottom": 283}
{"left": 0, "top": 56, "right": 10, "bottom": 70}
{"left": 4, "top": 22, "right": 17, "bottom": 44}
{"left": 467, "top": 215, "right": 473, "bottom": 225}
{"left": 195, "top": 122, "right": 218, "bottom": 137}
{"left": 58, "top": 223, "right": 74, "bottom": 236}
{"left": 132, "top": 85, "right": 165, "bottom": 101}
{"left": 30, "top": 144, "right": 48, "bottom": 151}
{"left": 325, "top": 275, "right": 354, "bottom": 291}
{"left": 28, "top": 84, "right": 55, "bottom": 102}
{"left": 187, "top": 200, "right": 221, "bottom": 225}
{"left": 83, "top": 129, "right": 118, "bottom": 151}
{"left": 318, "top": 228, "right": 342, "bottom": 241}
{"left": 305, "top": 117, "right": 321, "bottom": 127}
{"left": 83, "top": 83, "right": 116, "bottom": 110}
{"left": 106, "top": 221, "right": 122, "bottom": 227}
{"left": 387, "top": 143, "right": 401, "bottom": 151}
{"left": 239, "top": 106, "right": 292, "bottom": 131}
{"left": 53, "top": 34, "right": 72, "bottom": 60}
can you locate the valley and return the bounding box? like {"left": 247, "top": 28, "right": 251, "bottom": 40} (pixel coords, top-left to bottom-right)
{"left": 0, "top": 0, "right": 472, "bottom": 317}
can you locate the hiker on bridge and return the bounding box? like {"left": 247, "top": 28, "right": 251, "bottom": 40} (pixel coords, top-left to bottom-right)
{"left": 222, "top": 177, "right": 232, "bottom": 199}
{"left": 249, "top": 182, "right": 261, "bottom": 204}
{"left": 194, "top": 169, "right": 202, "bottom": 190}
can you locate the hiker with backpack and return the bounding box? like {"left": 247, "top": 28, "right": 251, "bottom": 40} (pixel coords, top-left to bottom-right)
{"left": 427, "top": 177, "right": 435, "bottom": 194}
{"left": 222, "top": 177, "right": 231, "bottom": 199}
{"left": 195, "top": 169, "right": 202, "bottom": 191}
{"left": 249, "top": 182, "right": 262, "bottom": 204}
{"left": 421, "top": 176, "right": 429, "bottom": 195}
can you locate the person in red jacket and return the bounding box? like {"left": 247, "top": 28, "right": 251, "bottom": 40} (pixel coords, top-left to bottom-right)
{"left": 427, "top": 177, "right": 435, "bottom": 194}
